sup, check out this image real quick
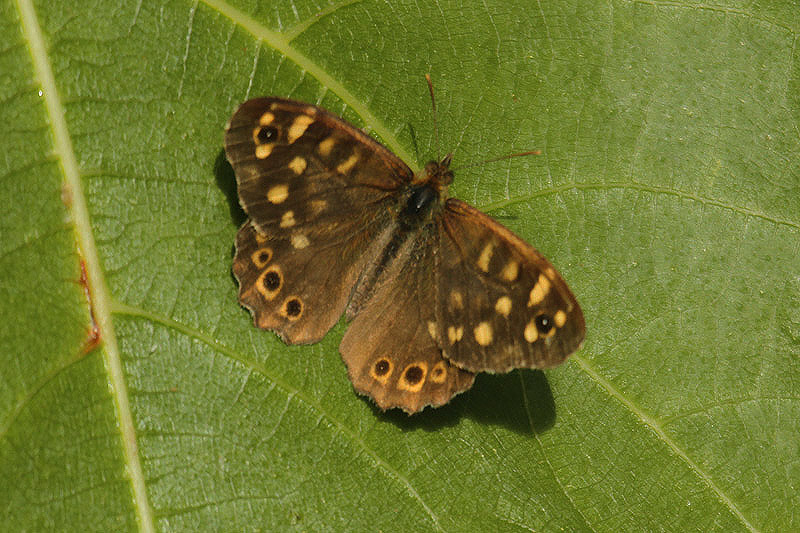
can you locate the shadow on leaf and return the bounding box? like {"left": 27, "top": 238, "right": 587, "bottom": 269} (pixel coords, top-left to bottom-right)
{"left": 464, "top": 370, "right": 556, "bottom": 434}
{"left": 214, "top": 148, "right": 247, "bottom": 227}
{"left": 374, "top": 369, "right": 556, "bottom": 435}
{"left": 372, "top": 391, "right": 468, "bottom": 431}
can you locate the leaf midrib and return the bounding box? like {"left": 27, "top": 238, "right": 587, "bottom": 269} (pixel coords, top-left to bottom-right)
{"left": 15, "top": 0, "right": 156, "bottom": 531}
{"left": 205, "top": 0, "right": 417, "bottom": 166}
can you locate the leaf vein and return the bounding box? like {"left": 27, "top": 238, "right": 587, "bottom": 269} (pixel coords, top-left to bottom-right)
{"left": 518, "top": 371, "right": 596, "bottom": 531}
{"left": 112, "top": 301, "right": 446, "bottom": 532}
{"left": 202, "top": 0, "right": 416, "bottom": 165}
{"left": 572, "top": 354, "right": 758, "bottom": 532}
{"left": 479, "top": 181, "right": 799, "bottom": 230}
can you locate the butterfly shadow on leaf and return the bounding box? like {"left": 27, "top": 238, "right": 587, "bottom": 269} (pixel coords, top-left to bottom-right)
{"left": 214, "top": 148, "right": 248, "bottom": 228}
{"left": 464, "top": 369, "right": 557, "bottom": 434}
{"left": 376, "top": 369, "right": 556, "bottom": 435}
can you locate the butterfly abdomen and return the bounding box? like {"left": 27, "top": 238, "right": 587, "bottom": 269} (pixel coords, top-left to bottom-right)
{"left": 345, "top": 183, "right": 441, "bottom": 319}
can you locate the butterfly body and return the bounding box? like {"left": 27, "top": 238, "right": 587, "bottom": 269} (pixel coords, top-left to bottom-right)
{"left": 225, "top": 97, "right": 584, "bottom": 413}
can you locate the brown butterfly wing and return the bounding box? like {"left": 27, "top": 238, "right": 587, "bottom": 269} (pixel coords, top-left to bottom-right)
{"left": 339, "top": 227, "right": 475, "bottom": 414}
{"left": 226, "top": 98, "right": 413, "bottom": 343}
{"left": 435, "top": 198, "right": 585, "bottom": 373}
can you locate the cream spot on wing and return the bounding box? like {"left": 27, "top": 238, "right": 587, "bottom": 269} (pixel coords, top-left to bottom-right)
{"left": 280, "top": 211, "right": 296, "bottom": 228}
{"left": 267, "top": 184, "right": 289, "bottom": 204}
{"left": 447, "top": 325, "right": 464, "bottom": 344}
{"left": 310, "top": 199, "right": 328, "bottom": 214}
{"left": 336, "top": 153, "right": 358, "bottom": 174}
{"left": 477, "top": 242, "right": 494, "bottom": 272}
{"left": 449, "top": 291, "right": 464, "bottom": 311}
{"left": 494, "top": 296, "right": 512, "bottom": 317}
{"left": 288, "top": 156, "right": 307, "bottom": 175}
{"left": 501, "top": 260, "right": 519, "bottom": 282}
{"left": 545, "top": 266, "right": 556, "bottom": 279}
{"left": 317, "top": 136, "right": 335, "bottom": 157}
{"left": 427, "top": 321, "right": 438, "bottom": 340}
{"left": 259, "top": 112, "right": 275, "bottom": 125}
{"left": 311, "top": 200, "right": 328, "bottom": 215}
{"left": 255, "top": 143, "right": 274, "bottom": 159}
{"left": 528, "top": 273, "right": 551, "bottom": 306}
{"left": 291, "top": 233, "right": 310, "bottom": 249}
{"left": 524, "top": 320, "right": 538, "bottom": 343}
{"left": 554, "top": 310, "right": 567, "bottom": 328}
{"left": 287, "top": 115, "right": 314, "bottom": 143}
{"left": 474, "top": 322, "right": 493, "bottom": 346}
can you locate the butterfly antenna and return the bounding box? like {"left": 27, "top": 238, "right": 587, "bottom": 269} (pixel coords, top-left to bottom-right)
{"left": 449, "top": 150, "right": 542, "bottom": 172}
{"left": 425, "top": 74, "right": 441, "bottom": 161}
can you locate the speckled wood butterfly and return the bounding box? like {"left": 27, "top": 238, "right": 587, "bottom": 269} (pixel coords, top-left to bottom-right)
{"left": 225, "top": 92, "right": 585, "bottom": 414}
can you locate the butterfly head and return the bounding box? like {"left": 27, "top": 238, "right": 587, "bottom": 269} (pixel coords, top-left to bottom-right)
{"left": 419, "top": 153, "right": 454, "bottom": 192}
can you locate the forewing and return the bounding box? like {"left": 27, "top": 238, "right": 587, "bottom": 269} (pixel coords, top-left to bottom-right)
{"left": 226, "top": 98, "right": 413, "bottom": 343}
{"left": 435, "top": 198, "right": 585, "bottom": 373}
{"left": 339, "top": 228, "right": 475, "bottom": 414}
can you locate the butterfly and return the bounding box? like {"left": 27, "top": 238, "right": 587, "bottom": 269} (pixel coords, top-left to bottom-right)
{"left": 224, "top": 93, "right": 585, "bottom": 414}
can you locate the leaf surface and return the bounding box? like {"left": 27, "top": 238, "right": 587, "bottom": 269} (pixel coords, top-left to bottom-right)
{"left": 1, "top": 1, "right": 798, "bottom": 531}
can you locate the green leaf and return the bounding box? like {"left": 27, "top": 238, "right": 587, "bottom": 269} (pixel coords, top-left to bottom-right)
{"left": 2, "top": 0, "right": 797, "bottom": 531}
